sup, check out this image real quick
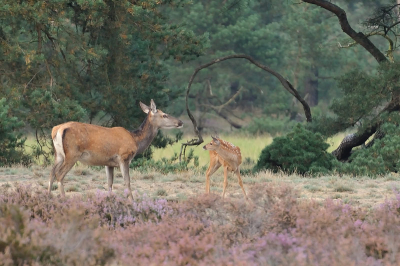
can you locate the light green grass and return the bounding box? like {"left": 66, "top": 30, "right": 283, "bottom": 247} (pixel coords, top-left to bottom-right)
{"left": 326, "top": 132, "right": 348, "bottom": 153}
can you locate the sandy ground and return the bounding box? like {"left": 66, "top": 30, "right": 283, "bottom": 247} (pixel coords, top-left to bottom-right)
{"left": 1, "top": 165, "right": 399, "bottom": 209}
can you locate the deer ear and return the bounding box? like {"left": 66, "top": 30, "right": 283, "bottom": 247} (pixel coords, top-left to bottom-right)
{"left": 140, "top": 102, "right": 150, "bottom": 114}
{"left": 211, "top": 136, "right": 219, "bottom": 144}
{"left": 150, "top": 99, "right": 157, "bottom": 113}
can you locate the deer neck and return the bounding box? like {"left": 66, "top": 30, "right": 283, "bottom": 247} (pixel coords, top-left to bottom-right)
{"left": 215, "top": 146, "right": 235, "bottom": 161}
{"left": 130, "top": 115, "right": 159, "bottom": 155}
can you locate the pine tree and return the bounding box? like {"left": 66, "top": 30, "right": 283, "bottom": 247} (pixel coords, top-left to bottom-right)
{"left": 0, "top": 0, "right": 208, "bottom": 160}
{"left": 254, "top": 124, "right": 335, "bottom": 175}
{"left": 0, "top": 98, "right": 30, "bottom": 166}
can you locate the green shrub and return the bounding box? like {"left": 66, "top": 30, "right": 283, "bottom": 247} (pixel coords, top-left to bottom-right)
{"left": 253, "top": 124, "right": 335, "bottom": 175}
{"left": 131, "top": 149, "right": 199, "bottom": 174}
{"left": 338, "top": 121, "right": 400, "bottom": 177}
{"left": 0, "top": 98, "right": 31, "bottom": 166}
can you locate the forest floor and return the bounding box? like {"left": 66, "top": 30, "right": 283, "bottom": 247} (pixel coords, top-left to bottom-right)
{"left": 1, "top": 164, "right": 399, "bottom": 210}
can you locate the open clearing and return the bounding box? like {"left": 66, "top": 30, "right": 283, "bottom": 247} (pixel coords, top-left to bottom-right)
{"left": 1, "top": 164, "right": 399, "bottom": 210}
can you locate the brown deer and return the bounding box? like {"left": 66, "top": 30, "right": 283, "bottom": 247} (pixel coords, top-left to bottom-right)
{"left": 203, "top": 136, "right": 247, "bottom": 200}
{"left": 48, "top": 99, "right": 183, "bottom": 198}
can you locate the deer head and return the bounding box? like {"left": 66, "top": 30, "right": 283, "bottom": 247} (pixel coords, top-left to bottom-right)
{"left": 139, "top": 99, "right": 183, "bottom": 129}
{"left": 203, "top": 136, "right": 221, "bottom": 150}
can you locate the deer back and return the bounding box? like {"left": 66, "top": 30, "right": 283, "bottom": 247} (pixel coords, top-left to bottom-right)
{"left": 52, "top": 122, "right": 138, "bottom": 165}
{"left": 212, "top": 138, "right": 242, "bottom": 170}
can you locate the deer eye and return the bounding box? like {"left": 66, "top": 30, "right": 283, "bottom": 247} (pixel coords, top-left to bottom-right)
{"left": 163, "top": 114, "right": 168, "bottom": 118}
{"left": 210, "top": 143, "right": 212, "bottom": 145}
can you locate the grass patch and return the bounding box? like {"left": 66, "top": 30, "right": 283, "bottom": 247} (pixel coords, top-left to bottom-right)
{"left": 140, "top": 174, "right": 155, "bottom": 181}
{"left": 175, "top": 193, "right": 187, "bottom": 200}
{"left": 73, "top": 167, "right": 91, "bottom": 176}
{"left": 155, "top": 188, "right": 168, "bottom": 196}
{"left": 333, "top": 184, "right": 354, "bottom": 193}
{"left": 66, "top": 185, "right": 80, "bottom": 192}
{"left": 2, "top": 183, "right": 11, "bottom": 188}
{"left": 365, "top": 183, "right": 378, "bottom": 188}
{"left": 384, "top": 174, "right": 400, "bottom": 181}
{"left": 51, "top": 184, "right": 58, "bottom": 191}
{"left": 304, "top": 184, "right": 322, "bottom": 192}
{"left": 159, "top": 176, "right": 176, "bottom": 183}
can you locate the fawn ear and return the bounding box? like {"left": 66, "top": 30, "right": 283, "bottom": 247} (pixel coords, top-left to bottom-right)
{"left": 211, "top": 136, "right": 220, "bottom": 145}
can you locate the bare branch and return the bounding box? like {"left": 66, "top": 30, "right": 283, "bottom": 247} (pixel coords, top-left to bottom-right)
{"left": 213, "top": 86, "right": 244, "bottom": 113}
{"left": 180, "top": 54, "right": 311, "bottom": 161}
{"left": 302, "top": 0, "right": 388, "bottom": 63}
{"left": 199, "top": 86, "right": 245, "bottom": 128}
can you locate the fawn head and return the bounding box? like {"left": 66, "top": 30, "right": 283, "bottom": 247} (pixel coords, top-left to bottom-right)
{"left": 203, "top": 136, "right": 220, "bottom": 151}
{"left": 140, "top": 99, "right": 183, "bottom": 129}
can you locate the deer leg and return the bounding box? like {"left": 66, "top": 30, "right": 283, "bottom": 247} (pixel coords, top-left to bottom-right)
{"left": 105, "top": 166, "right": 114, "bottom": 192}
{"left": 55, "top": 159, "right": 77, "bottom": 197}
{"left": 48, "top": 155, "right": 63, "bottom": 194}
{"left": 120, "top": 161, "right": 133, "bottom": 199}
{"left": 205, "top": 159, "right": 221, "bottom": 194}
{"left": 235, "top": 168, "right": 248, "bottom": 200}
{"left": 222, "top": 167, "right": 228, "bottom": 199}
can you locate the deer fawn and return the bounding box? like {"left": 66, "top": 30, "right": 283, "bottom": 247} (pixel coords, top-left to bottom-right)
{"left": 48, "top": 99, "right": 183, "bottom": 198}
{"left": 203, "top": 136, "right": 247, "bottom": 200}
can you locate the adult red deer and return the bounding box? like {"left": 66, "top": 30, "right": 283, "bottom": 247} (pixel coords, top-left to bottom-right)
{"left": 48, "top": 99, "right": 183, "bottom": 198}
{"left": 203, "top": 136, "right": 247, "bottom": 200}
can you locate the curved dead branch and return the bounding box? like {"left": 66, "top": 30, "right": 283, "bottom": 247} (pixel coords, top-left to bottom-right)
{"left": 180, "top": 54, "right": 312, "bottom": 161}
{"left": 302, "top": 0, "right": 388, "bottom": 63}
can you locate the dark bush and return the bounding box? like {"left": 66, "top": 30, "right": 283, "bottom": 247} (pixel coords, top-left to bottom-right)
{"left": 338, "top": 120, "right": 400, "bottom": 176}
{"left": 0, "top": 98, "right": 31, "bottom": 166}
{"left": 253, "top": 124, "right": 336, "bottom": 175}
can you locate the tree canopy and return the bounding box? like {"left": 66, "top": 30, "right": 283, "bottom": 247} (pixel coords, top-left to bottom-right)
{"left": 1, "top": 0, "right": 400, "bottom": 170}
{"left": 0, "top": 0, "right": 208, "bottom": 162}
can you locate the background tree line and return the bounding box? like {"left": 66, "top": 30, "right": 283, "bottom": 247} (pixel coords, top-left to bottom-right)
{"left": 1, "top": 0, "right": 400, "bottom": 176}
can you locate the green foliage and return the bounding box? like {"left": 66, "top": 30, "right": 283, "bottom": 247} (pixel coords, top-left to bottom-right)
{"left": 254, "top": 124, "right": 335, "bottom": 175}
{"left": 338, "top": 116, "right": 400, "bottom": 176}
{"left": 0, "top": 98, "right": 31, "bottom": 166}
{"left": 311, "top": 62, "right": 400, "bottom": 137}
{"left": 0, "top": 0, "right": 207, "bottom": 154}
{"left": 246, "top": 117, "right": 297, "bottom": 136}
{"left": 131, "top": 149, "right": 199, "bottom": 174}
{"left": 165, "top": 0, "right": 373, "bottom": 124}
